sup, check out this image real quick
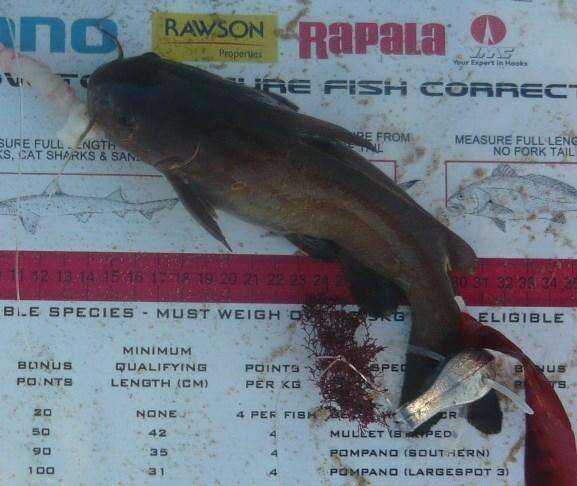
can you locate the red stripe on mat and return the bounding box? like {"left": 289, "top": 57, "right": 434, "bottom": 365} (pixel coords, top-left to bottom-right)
{"left": 0, "top": 251, "right": 575, "bottom": 306}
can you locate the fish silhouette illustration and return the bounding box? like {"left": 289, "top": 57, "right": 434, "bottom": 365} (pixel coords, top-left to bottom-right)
{"left": 447, "top": 164, "right": 577, "bottom": 231}
{"left": 0, "top": 180, "right": 179, "bottom": 234}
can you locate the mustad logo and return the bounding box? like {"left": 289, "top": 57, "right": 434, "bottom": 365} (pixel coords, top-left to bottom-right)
{"left": 468, "top": 15, "right": 514, "bottom": 60}
{"left": 470, "top": 15, "right": 506, "bottom": 45}
{"left": 455, "top": 14, "right": 526, "bottom": 68}
{"left": 299, "top": 21, "right": 446, "bottom": 59}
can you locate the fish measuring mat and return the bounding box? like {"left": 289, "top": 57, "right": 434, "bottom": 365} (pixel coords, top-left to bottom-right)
{"left": 0, "top": 0, "right": 577, "bottom": 484}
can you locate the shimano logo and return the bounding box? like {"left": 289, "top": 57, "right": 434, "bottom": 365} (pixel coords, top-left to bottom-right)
{"left": 0, "top": 16, "right": 118, "bottom": 54}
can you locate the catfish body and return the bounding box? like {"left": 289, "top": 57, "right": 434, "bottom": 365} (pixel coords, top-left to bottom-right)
{"left": 87, "top": 53, "right": 501, "bottom": 432}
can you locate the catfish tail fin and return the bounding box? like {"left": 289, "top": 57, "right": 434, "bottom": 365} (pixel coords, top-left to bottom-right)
{"left": 401, "top": 287, "right": 503, "bottom": 434}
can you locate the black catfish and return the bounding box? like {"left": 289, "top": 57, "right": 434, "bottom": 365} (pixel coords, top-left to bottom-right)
{"left": 86, "top": 52, "right": 501, "bottom": 432}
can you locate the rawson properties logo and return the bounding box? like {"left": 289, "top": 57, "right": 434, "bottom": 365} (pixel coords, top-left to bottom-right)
{"left": 152, "top": 13, "right": 278, "bottom": 63}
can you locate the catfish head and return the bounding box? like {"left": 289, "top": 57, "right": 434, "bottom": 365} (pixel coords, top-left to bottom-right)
{"left": 87, "top": 52, "right": 203, "bottom": 167}
{"left": 88, "top": 51, "right": 376, "bottom": 171}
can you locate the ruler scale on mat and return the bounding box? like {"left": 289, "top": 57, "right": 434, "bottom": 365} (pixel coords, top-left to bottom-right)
{"left": 0, "top": 251, "right": 575, "bottom": 307}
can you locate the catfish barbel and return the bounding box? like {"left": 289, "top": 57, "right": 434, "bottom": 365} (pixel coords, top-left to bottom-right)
{"left": 86, "top": 52, "right": 501, "bottom": 432}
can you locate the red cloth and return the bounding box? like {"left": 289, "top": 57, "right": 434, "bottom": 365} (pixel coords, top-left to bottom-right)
{"left": 458, "top": 313, "right": 577, "bottom": 486}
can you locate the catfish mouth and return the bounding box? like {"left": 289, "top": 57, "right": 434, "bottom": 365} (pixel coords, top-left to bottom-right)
{"left": 86, "top": 77, "right": 110, "bottom": 128}
{"left": 86, "top": 59, "right": 127, "bottom": 124}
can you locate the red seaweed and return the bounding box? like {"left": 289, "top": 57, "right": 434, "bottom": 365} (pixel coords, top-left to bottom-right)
{"left": 301, "top": 302, "right": 390, "bottom": 427}
{"left": 458, "top": 312, "right": 577, "bottom": 486}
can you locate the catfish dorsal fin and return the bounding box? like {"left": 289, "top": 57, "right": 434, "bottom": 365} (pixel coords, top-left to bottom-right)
{"left": 42, "top": 179, "right": 64, "bottom": 196}
{"left": 106, "top": 188, "right": 125, "bottom": 202}
{"left": 492, "top": 164, "right": 516, "bottom": 177}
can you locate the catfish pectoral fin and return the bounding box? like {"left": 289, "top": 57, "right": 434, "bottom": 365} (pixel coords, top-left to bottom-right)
{"left": 165, "top": 174, "right": 232, "bottom": 251}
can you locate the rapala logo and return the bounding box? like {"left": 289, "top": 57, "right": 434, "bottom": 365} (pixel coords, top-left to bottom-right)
{"left": 0, "top": 17, "right": 117, "bottom": 54}
{"left": 152, "top": 13, "right": 278, "bottom": 63}
{"left": 298, "top": 22, "right": 446, "bottom": 59}
{"left": 470, "top": 15, "right": 506, "bottom": 45}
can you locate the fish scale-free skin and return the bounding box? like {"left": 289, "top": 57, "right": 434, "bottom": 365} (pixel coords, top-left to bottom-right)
{"left": 87, "top": 52, "right": 501, "bottom": 431}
